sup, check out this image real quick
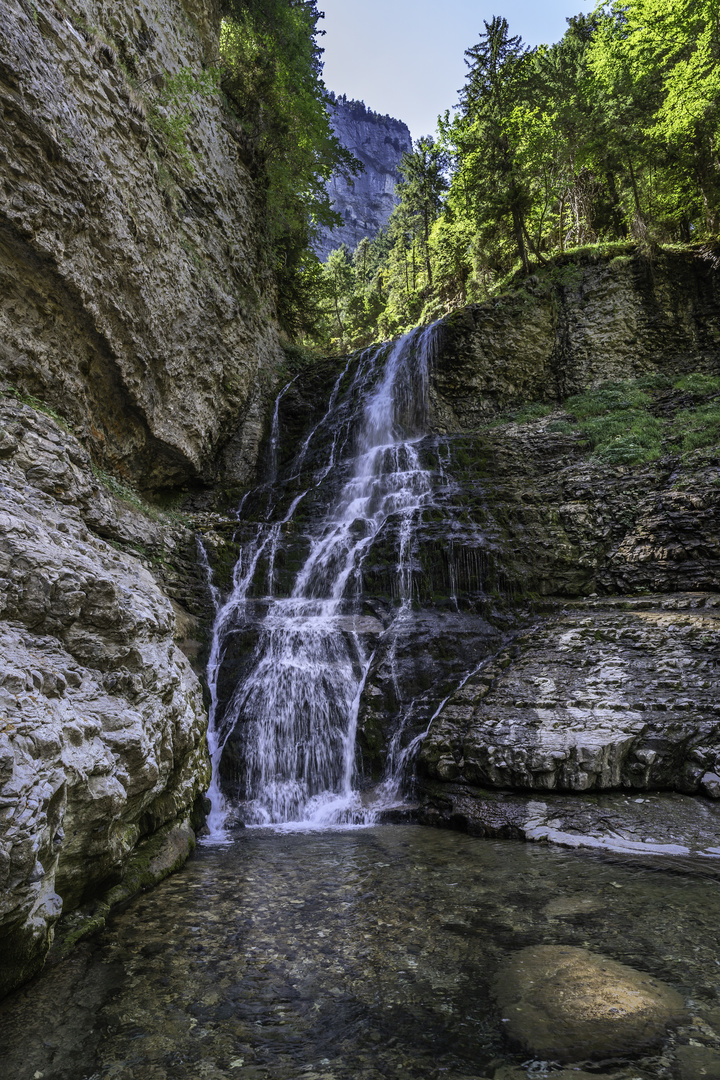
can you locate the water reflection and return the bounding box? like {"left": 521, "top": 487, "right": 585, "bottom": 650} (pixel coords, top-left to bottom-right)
{"left": 1, "top": 827, "right": 719, "bottom": 1080}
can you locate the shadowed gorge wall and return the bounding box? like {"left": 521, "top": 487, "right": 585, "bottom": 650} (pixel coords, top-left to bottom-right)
{"left": 0, "top": 0, "right": 284, "bottom": 492}
{"left": 0, "top": 0, "right": 290, "bottom": 1000}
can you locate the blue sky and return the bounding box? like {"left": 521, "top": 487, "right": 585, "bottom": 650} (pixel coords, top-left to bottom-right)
{"left": 320, "top": 0, "right": 595, "bottom": 140}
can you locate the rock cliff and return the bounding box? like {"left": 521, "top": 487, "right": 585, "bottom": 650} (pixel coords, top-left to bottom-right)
{"left": 0, "top": 0, "right": 284, "bottom": 492}
{"left": 314, "top": 94, "right": 412, "bottom": 260}
{"left": 212, "top": 247, "right": 720, "bottom": 853}
{"left": 0, "top": 0, "right": 285, "bottom": 998}
{"left": 0, "top": 394, "right": 210, "bottom": 997}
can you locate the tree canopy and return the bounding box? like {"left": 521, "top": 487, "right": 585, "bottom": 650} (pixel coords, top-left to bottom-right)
{"left": 219, "top": 0, "right": 358, "bottom": 337}
{"left": 309, "top": 0, "right": 720, "bottom": 352}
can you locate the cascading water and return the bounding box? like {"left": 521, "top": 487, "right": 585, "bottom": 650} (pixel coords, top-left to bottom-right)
{"left": 205, "top": 326, "right": 439, "bottom": 830}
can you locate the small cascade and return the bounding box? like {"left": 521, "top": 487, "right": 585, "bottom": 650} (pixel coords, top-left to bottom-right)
{"left": 204, "top": 326, "right": 440, "bottom": 830}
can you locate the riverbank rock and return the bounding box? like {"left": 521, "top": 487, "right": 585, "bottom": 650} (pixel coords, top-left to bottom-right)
{"left": 0, "top": 396, "right": 210, "bottom": 998}
{"left": 494, "top": 945, "right": 686, "bottom": 1061}
{"left": 419, "top": 595, "right": 720, "bottom": 795}
{"left": 416, "top": 784, "right": 720, "bottom": 868}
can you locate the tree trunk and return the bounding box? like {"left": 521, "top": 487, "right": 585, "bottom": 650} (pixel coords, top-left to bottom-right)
{"left": 424, "top": 207, "right": 433, "bottom": 288}
{"left": 512, "top": 205, "right": 530, "bottom": 273}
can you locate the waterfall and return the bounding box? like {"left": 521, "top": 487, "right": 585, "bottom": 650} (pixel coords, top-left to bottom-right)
{"left": 205, "top": 325, "right": 439, "bottom": 830}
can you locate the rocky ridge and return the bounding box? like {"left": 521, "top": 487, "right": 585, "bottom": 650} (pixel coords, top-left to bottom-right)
{"left": 314, "top": 94, "right": 412, "bottom": 260}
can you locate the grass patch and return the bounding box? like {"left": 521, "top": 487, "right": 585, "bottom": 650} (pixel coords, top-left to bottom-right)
{"left": 673, "top": 373, "right": 720, "bottom": 395}
{"left": 91, "top": 465, "right": 192, "bottom": 527}
{"left": 672, "top": 401, "right": 720, "bottom": 454}
{"left": 564, "top": 380, "right": 662, "bottom": 464}
{"left": 486, "top": 401, "right": 554, "bottom": 428}
{"left": 565, "top": 381, "right": 652, "bottom": 419}
{"left": 546, "top": 420, "right": 577, "bottom": 434}
{"left": 0, "top": 383, "right": 74, "bottom": 433}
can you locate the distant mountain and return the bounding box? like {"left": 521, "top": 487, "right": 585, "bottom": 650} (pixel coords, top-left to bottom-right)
{"left": 315, "top": 93, "right": 413, "bottom": 261}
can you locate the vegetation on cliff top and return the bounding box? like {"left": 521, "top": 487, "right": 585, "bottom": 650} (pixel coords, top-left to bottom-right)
{"left": 313, "top": 0, "right": 720, "bottom": 351}
{"left": 490, "top": 373, "right": 720, "bottom": 466}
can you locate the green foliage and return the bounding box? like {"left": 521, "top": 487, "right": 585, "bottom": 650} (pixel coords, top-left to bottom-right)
{"left": 565, "top": 381, "right": 662, "bottom": 462}
{"left": 674, "top": 373, "right": 720, "bottom": 395}
{"left": 565, "top": 382, "right": 652, "bottom": 419}
{"left": 148, "top": 66, "right": 221, "bottom": 170}
{"left": 672, "top": 401, "right": 720, "bottom": 453}
{"left": 583, "top": 412, "right": 663, "bottom": 464}
{"left": 306, "top": 0, "right": 720, "bottom": 348}
{"left": 487, "top": 401, "right": 554, "bottom": 427}
{"left": 562, "top": 374, "right": 720, "bottom": 462}
{"left": 219, "top": 0, "right": 359, "bottom": 338}
{"left": 1, "top": 384, "right": 73, "bottom": 433}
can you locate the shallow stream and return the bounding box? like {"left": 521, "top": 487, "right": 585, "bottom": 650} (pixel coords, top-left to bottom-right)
{"left": 2, "top": 827, "right": 720, "bottom": 1080}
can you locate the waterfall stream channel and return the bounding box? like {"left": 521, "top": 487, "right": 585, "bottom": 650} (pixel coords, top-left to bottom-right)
{"left": 206, "top": 325, "right": 441, "bottom": 831}
{"left": 2, "top": 330, "right": 720, "bottom": 1080}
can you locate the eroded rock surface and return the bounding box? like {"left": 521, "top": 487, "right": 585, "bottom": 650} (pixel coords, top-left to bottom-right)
{"left": 0, "top": 396, "right": 209, "bottom": 997}
{"left": 494, "top": 944, "right": 686, "bottom": 1061}
{"left": 419, "top": 596, "right": 720, "bottom": 795}
{"left": 0, "top": 0, "right": 283, "bottom": 490}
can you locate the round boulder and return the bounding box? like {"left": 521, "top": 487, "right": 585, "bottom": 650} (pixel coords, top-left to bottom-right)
{"left": 494, "top": 945, "right": 686, "bottom": 1061}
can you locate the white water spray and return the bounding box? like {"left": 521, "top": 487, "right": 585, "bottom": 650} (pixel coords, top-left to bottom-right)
{"left": 204, "top": 326, "right": 439, "bottom": 831}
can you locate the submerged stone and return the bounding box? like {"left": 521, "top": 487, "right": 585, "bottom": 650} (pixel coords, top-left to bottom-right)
{"left": 494, "top": 944, "right": 686, "bottom": 1061}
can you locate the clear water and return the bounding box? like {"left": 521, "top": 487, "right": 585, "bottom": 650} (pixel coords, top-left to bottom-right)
{"left": 206, "top": 328, "right": 439, "bottom": 830}
{"left": 2, "top": 827, "right": 719, "bottom": 1080}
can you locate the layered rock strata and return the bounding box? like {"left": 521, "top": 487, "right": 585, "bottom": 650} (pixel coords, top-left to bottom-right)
{"left": 419, "top": 596, "right": 720, "bottom": 796}
{"left": 432, "top": 249, "right": 720, "bottom": 427}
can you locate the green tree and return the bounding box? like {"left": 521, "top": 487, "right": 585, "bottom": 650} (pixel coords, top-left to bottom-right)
{"left": 590, "top": 0, "right": 720, "bottom": 234}
{"left": 395, "top": 137, "right": 449, "bottom": 287}
{"left": 453, "top": 16, "right": 534, "bottom": 271}
{"left": 219, "top": 0, "right": 359, "bottom": 337}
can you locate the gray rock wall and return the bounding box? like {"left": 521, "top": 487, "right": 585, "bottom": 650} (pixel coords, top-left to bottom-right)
{"left": 314, "top": 95, "right": 412, "bottom": 260}
{"left": 0, "top": 394, "right": 210, "bottom": 998}
{"left": 0, "top": 0, "right": 284, "bottom": 492}
{"left": 0, "top": 0, "right": 279, "bottom": 1000}
{"left": 431, "top": 250, "right": 720, "bottom": 430}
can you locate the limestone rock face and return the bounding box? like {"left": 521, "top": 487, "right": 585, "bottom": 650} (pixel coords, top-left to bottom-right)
{"left": 494, "top": 945, "right": 686, "bottom": 1061}
{"left": 420, "top": 596, "right": 720, "bottom": 795}
{"left": 0, "top": 0, "right": 284, "bottom": 491}
{"left": 0, "top": 396, "right": 210, "bottom": 998}
{"left": 314, "top": 95, "right": 412, "bottom": 260}
{"left": 432, "top": 251, "right": 720, "bottom": 429}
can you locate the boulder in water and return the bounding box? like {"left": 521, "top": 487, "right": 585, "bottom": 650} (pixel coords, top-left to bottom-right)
{"left": 494, "top": 944, "right": 686, "bottom": 1061}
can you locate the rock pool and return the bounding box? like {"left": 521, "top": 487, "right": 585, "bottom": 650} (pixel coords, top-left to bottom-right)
{"left": 1, "top": 827, "right": 720, "bottom": 1080}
